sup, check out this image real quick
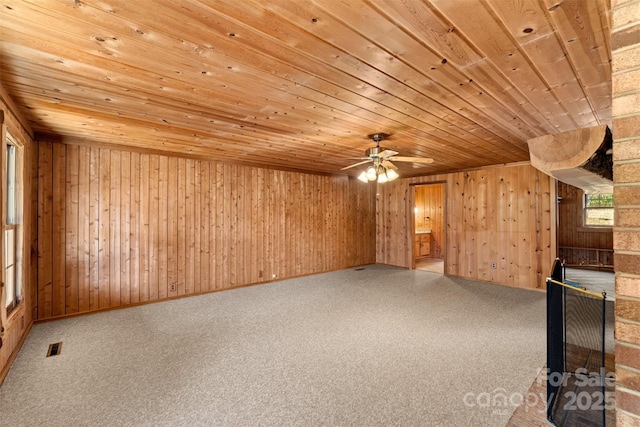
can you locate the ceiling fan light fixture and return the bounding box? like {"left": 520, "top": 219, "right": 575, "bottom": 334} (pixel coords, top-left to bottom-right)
{"left": 347, "top": 133, "right": 432, "bottom": 183}
{"left": 366, "top": 166, "right": 377, "bottom": 181}
{"left": 357, "top": 162, "right": 400, "bottom": 184}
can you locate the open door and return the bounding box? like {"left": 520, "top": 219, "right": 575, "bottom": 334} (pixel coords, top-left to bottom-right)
{"left": 412, "top": 183, "right": 445, "bottom": 273}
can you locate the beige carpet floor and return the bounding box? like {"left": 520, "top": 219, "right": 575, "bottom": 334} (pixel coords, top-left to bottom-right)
{"left": 0, "top": 265, "right": 547, "bottom": 426}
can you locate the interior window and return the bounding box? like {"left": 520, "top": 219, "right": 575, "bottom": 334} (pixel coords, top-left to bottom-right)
{"left": 584, "top": 193, "right": 614, "bottom": 227}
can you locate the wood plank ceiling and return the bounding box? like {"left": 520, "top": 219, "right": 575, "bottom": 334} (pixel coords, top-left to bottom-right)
{"left": 0, "top": 0, "right": 611, "bottom": 176}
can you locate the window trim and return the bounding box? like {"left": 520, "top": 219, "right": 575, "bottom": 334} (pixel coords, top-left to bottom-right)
{"left": 3, "top": 133, "right": 23, "bottom": 317}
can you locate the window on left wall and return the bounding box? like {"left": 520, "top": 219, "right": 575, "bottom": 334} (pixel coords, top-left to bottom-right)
{"left": 4, "top": 134, "right": 22, "bottom": 314}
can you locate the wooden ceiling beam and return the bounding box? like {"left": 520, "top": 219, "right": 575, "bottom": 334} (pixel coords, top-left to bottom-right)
{"left": 527, "top": 125, "right": 612, "bottom": 194}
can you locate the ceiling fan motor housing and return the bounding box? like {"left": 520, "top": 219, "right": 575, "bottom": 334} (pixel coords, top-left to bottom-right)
{"left": 366, "top": 146, "right": 390, "bottom": 158}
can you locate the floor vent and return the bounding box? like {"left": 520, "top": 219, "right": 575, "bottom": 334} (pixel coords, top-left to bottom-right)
{"left": 355, "top": 267, "right": 365, "bottom": 271}
{"left": 47, "top": 342, "right": 62, "bottom": 357}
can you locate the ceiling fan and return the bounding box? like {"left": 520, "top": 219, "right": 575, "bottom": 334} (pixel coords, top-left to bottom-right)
{"left": 341, "top": 133, "right": 434, "bottom": 183}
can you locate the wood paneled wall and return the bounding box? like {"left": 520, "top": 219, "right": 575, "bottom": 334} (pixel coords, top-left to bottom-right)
{"left": 557, "top": 182, "right": 613, "bottom": 266}
{"left": 0, "top": 86, "right": 38, "bottom": 382}
{"left": 37, "top": 141, "right": 376, "bottom": 320}
{"left": 414, "top": 184, "right": 445, "bottom": 259}
{"left": 377, "top": 164, "right": 556, "bottom": 290}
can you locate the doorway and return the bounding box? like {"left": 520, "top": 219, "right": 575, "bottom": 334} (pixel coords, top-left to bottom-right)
{"left": 412, "top": 183, "right": 445, "bottom": 273}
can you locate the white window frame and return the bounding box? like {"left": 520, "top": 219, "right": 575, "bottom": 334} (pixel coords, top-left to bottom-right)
{"left": 3, "top": 134, "right": 23, "bottom": 315}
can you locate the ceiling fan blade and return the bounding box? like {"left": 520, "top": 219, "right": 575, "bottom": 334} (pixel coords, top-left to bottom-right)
{"left": 390, "top": 156, "right": 434, "bottom": 164}
{"left": 381, "top": 160, "right": 398, "bottom": 170}
{"left": 378, "top": 150, "right": 399, "bottom": 158}
{"left": 340, "top": 159, "right": 372, "bottom": 170}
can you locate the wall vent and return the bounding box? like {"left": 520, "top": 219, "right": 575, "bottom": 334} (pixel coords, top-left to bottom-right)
{"left": 47, "top": 342, "right": 62, "bottom": 357}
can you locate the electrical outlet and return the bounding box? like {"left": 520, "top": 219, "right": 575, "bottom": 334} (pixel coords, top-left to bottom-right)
{"left": 169, "top": 283, "right": 177, "bottom": 292}
{"left": 491, "top": 262, "right": 497, "bottom": 269}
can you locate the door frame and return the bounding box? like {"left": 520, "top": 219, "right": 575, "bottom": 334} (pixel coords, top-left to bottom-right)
{"left": 409, "top": 181, "right": 447, "bottom": 271}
